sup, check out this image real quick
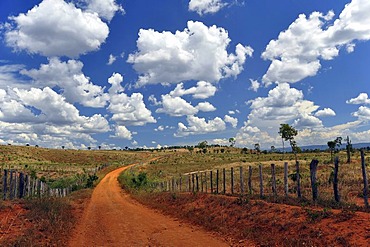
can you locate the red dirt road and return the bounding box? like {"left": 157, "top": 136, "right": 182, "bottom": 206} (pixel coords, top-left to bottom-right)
{"left": 69, "top": 165, "right": 228, "bottom": 247}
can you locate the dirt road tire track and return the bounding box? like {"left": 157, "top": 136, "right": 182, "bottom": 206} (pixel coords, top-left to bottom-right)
{"left": 69, "top": 165, "right": 228, "bottom": 247}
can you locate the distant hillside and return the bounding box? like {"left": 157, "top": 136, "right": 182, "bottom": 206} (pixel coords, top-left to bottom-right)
{"left": 274, "top": 143, "right": 370, "bottom": 152}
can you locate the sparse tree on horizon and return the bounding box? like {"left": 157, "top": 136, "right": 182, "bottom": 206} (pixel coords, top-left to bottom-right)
{"left": 229, "top": 137, "right": 236, "bottom": 147}
{"left": 278, "top": 124, "right": 298, "bottom": 163}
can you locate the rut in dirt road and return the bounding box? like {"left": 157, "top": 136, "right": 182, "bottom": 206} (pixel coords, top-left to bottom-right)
{"left": 69, "top": 165, "right": 228, "bottom": 247}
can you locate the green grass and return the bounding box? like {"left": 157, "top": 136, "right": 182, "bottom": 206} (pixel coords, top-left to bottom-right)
{"left": 134, "top": 148, "right": 370, "bottom": 208}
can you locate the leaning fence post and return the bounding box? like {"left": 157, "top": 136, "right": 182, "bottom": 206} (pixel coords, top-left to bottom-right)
{"left": 309, "top": 159, "right": 319, "bottom": 202}
{"left": 333, "top": 157, "right": 340, "bottom": 202}
{"left": 271, "top": 164, "right": 277, "bottom": 197}
{"left": 259, "top": 165, "right": 263, "bottom": 198}
{"left": 231, "top": 167, "right": 234, "bottom": 194}
{"left": 248, "top": 166, "right": 252, "bottom": 195}
{"left": 284, "top": 162, "right": 288, "bottom": 197}
{"left": 360, "top": 150, "right": 369, "bottom": 208}
{"left": 239, "top": 166, "right": 244, "bottom": 195}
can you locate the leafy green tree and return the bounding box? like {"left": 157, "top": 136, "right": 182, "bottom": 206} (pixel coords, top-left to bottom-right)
{"left": 254, "top": 143, "right": 261, "bottom": 159}
{"left": 278, "top": 124, "right": 299, "bottom": 163}
{"left": 197, "top": 141, "right": 208, "bottom": 149}
{"left": 327, "top": 141, "right": 336, "bottom": 161}
{"left": 229, "top": 137, "right": 236, "bottom": 147}
{"left": 328, "top": 137, "right": 342, "bottom": 161}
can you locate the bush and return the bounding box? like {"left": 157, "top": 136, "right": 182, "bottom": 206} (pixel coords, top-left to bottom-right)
{"left": 118, "top": 171, "right": 156, "bottom": 193}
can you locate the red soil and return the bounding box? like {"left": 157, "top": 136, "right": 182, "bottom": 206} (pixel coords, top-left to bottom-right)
{"left": 68, "top": 165, "right": 228, "bottom": 246}
{"left": 0, "top": 201, "right": 31, "bottom": 245}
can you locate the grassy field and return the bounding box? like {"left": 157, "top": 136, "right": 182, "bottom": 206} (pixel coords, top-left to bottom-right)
{"left": 0, "top": 144, "right": 158, "bottom": 190}
{"left": 0, "top": 145, "right": 368, "bottom": 245}
{"left": 124, "top": 147, "right": 370, "bottom": 208}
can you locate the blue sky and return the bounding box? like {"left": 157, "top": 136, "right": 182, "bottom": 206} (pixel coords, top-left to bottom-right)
{"left": 0, "top": 0, "right": 370, "bottom": 150}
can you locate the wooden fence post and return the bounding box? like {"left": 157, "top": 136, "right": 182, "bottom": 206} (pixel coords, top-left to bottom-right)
{"left": 223, "top": 168, "right": 226, "bottom": 194}
{"left": 196, "top": 173, "right": 199, "bottom": 192}
{"left": 188, "top": 175, "right": 191, "bottom": 192}
{"left": 18, "top": 172, "right": 24, "bottom": 199}
{"left": 240, "top": 166, "right": 244, "bottom": 195}
{"left": 284, "top": 162, "right": 288, "bottom": 197}
{"left": 3, "top": 169, "right": 7, "bottom": 200}
{"left": 231, "top": 167, "right": 234, "bottom": 194}
{"left": 296, "top": 161, "right": 302, "bottom": 198}
{"left": 333, "top": 157, "right": 340, "bottom": 202}
{"left": 192, "top": 174, "right": 195, "bottom": 192}
{"left": 259, "top": 165, "right": 263, "bottom": 198}
{"left": 248, "top": 166, "right": 252, "bottom": 195}
{"left": 210, "top": 171, "right": 213, "bottom": 193}
{"left": 205, "top": 171, "right": 208, "bottom": 193}
{"left": 179, "top": 176, "right": 182, "bottom": 192}
{"left": 309, "top": 159, "right": 319, "bottom": 202}
{"left": 216, "top": 170, "right": 219, "bottom": 194}
{"left": 360, "top": 150, "right": 369, "bottom": 208}
{"left": 201, "top": 173, "right": 203, "bottom": 192}
{"left": 9, "top": 171, "right": 14, "bottom": 200}
{"left": 271, "top": 164, "right": 277, "bottom": 197}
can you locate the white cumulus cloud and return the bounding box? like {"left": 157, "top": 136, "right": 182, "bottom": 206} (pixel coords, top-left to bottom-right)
{"left": 170, "top": 81, "right": 217, "bottom": 99}
{"left": 80, "top": 0, "right": 124, "bottom": 22}
{"left": 224, "top": 115, "right": 238, "bottom": 128}
{"left": 4, "top": 0, "right": 109, "bottom": 57}
{"left": 196, "top": 102, "right": 216, "bottom": 112}
{"left": 262, "top": 0, "right": 370, "bottom": 85}
{"left": 107, "top": 73, "right": 157, "bottom": 126}
{"left": 175, "top": 115, "right": 226, "bottom": 137}
{"left": 188, "top": 0, "right": 227, "bottom": 15}
{"left": 128, "top": 21, "right": 253, "bottom": 87}
{"left": 156, "top": 94, "right": 198, "bottom": 117}
{"left": 21, "top": 58, "right": 108, "bottom": 107}
{"left": 346, "top": 93, "right": 370, "bottom": 105}
{"left": 111, "top": 125, "right": 133, "bottom": 140}
{"left": 315, "top": 108, "right": 336, "bottom": 117}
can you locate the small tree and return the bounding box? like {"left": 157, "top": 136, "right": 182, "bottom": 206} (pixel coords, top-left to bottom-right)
{"left": 270, "top": 145, "right": 276, "bottom": 153}
{"left": 279, "top": 123, "right": 300, "bottom": 198}
{"left": 254, "top": 143, "right": 260, "bottom": 159}
{"left": 328, "top": 141, "right": 336, "bottom": 161}
{"left": 197, "top": 141, "right": 208, "bottom": 149}
{"left": 278, "top": 124, "right": 298, "bottom": 163}
{"left": 328, "top": 137, "right": 342, "bottom": 161}
{"left": 229, "top": 137, "right": 236, "bottom": 147}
